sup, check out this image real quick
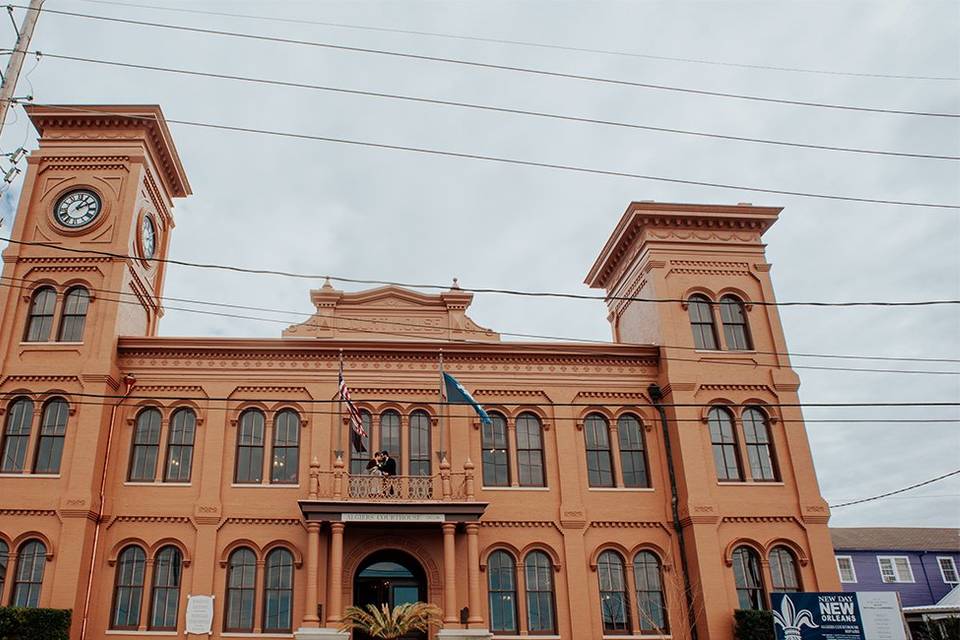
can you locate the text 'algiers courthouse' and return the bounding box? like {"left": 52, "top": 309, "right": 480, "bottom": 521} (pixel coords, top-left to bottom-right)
{"left": 0, "top": 106, "right": 840, "bottom": 639}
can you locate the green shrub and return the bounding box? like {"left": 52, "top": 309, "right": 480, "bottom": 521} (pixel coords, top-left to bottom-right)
{"left": 734, "top": 609, "right": 775, "bottom": 640}
{"left": 0, "top": 607, "right": 71, "bottom": 640}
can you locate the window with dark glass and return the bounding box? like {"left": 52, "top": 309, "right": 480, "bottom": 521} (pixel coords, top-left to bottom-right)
{"left": 0, "top": 540, "right": 7, "bottom": 597}
{"left": 164, "top": 408, "right": 195, "bottom": 482}
{"left": 634, "top": 551, "right": 668, "bottom": 633}
{"left": 235, "top": 410, "right": 265, "bottom": 484}
{"left": 24, "top": 287, "right": 56, "bottom": 342}
{"left": 149, "top": 546, "right": 181, "bottom": 630}
{"left": 598, "top": 550, "right": 630, "bottom": 632}
{"left": 525, "top": 551, "right": 556, "bottom": 633}
{"left": 618, "top": 414, "right": 649, "bottom": 488}
{"left": 380, "top": 410, "right": 401, "bottom": 472}
{"left": 584, "top": 414, "right": 614, "bottom": 487}
{"left": 687, "top": 294, "right": 718, "bottom": 350}
{"left": 129, "top": 408, "right": 161, "bottom": 482}
{"left": 57, "top": 287, "right": 90, "bottom": 342}
{"left": 742, "top": 407, "right": 778, "bottom": 481}
{"left": 271, "top": 410, "right": 300, "bottom": 484}
{"left": 708, "top": 407, "right": 742, "bottom": 481}
{"left": 12, "top": 540, "right": 46, "bottom": 608}
{"left": 263, "top": 548, "right": 294, "bottom": 632}
{"left": 487, "top": 550, "right": 517, "bottom": 633}
{"left": 408, "top": 410, "right": 431, "bottom": 476}
{"left": 482, "top": 412, "right": 509, "bottom": 487}
{"left": 516, "top": 413, "right": 545, "bottom": 487}
{"left": 225, "top": 548, "right": 257, "bottom": 632}
{"left": 1, "top": 398, "right": 34, "bottom": 473}
{"left": 720, "top": 295, "right": 752, "bottom": 351}
{"left": 111, "top": 545, "right": 146, "bottom": 629}
{"left": 732, "top": 546, "right": 765, "bottom": 609}
{"left": 33, "top": 398, "right": 69, "bottom": 474}
{"left": 350, "top": 411, "right": 373, "bottom": 475}
{"left": 769, "top": 547, "right": 801, "bottom": 593}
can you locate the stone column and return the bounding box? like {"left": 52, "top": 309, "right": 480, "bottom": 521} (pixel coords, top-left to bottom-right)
{"left": 327, "top": 522, "right": 345, "bottom": 624}
{"left": 442, "top": 523, "right": 458, "bottom": 624}
{"left": 303, "top": 522, "right": 321, "bottom": 626}
{"left": 465, "top": 523, "right": 483, "bottom": 624}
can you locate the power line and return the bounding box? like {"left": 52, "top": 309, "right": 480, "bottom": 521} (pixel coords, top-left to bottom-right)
{"left": 32, "top": 51, "right": 958, "bottom": 162}
{"left": 6, "top": 233, "right": 960, "bottom": 306}
{"left": 829, "top": 469, "right": 960, "bottom": 508}
{"left": 13, "top": 5, "right": 960, "bottom": 119}
{"left": 3, "top": 274, "right": 959, "bottom": 374}
{"left": 64, "top": 0, "right": 960, "bottom": 82}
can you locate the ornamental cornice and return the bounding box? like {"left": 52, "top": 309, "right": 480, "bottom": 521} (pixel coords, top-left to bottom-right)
{"left": 106, "top": 515, "right": 196, "bottom": 530}
{"left": 14, "top": 256, "right": 114, "bottom": 264}
{"left": 0, "top": 509, "right": 58, "bottom": 518}
{"left": 217, "top": 517, "right": 304, "bottom": 530}
{"left": 474, "top": 389, "right": 550, "bottom": 398}
{"left": 232, "top": 386, "right": 311, "bottom": 396}
{"left": 2, "top": 374, "right": 81, "bottom": 386}
{"left": 22, "top": 265, "right": 105, "bottom": 275}
{"left": 720, "top": 516, "right": 800, "bottom": 525}
{"left": 589, "top": 521, "right": 667, "bottom": 529}
{"left": 136, "top": 385, "right": 207, "bottom": 395}
{"left": 573, "top": 391, "right": 650, "bottom": 402}
{"left": 698, "top": 384, "right": 773, "bottom": 393}
{"left": 349, "top": 387, "right": 436, "bottom": 396}
{"left": 479, "top": 520, "right": 558, "bottom": 529}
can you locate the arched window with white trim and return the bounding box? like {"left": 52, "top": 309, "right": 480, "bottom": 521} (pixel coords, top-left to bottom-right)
{"left": 24, "top": 287, "right": 56, "bottom": 342}
{"left": 111, "top": 545, "right": 146, "bottom": 629}
{"left": 487, "top": 550, "right": 518, "bottom": 633}
{"left": 34, "top": 398, "right": 69, "bottom": 474}
{"left": 634, "top": 551, "right": 668, "bottom": 632}
{"left": 687, "top": 294, "right": 718, "bottom": 350}
{"left": 57, "top": 286, "right": 90, "bottom": 342}
{"left": 1, "top": 397, "right": 34, "bottom": 473}
{"left": 719, "top": 295, "right": 752, "bottom": 351}
{"left": 149, "top": 546, "right": 182, "bottom": 630}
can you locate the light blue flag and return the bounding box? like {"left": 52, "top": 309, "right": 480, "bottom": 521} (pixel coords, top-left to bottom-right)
{"left": 442, "top": 372, "right": 492, "bottom": 425}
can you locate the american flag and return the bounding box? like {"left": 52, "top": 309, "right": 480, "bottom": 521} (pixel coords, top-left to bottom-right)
{"left": 339, "top": 366, "right": 367, "bottom": 453}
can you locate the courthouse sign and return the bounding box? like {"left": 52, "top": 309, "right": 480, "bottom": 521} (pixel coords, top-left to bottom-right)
{"left": 772, "top": 592, "right": 908, "bottom": 640}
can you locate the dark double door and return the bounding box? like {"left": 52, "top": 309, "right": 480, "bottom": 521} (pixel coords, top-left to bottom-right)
{"left": 353, "top": 551, "right": 427, "bottom": 640}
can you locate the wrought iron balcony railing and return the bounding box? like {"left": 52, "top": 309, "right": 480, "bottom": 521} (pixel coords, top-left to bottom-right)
{"left": 306, "top": 459, "right": 476, "bottom": 502}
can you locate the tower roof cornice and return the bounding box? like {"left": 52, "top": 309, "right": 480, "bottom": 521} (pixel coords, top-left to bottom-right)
{"left": 584, "top": 201, "right": 782, "bottom": 290}
{"left": 25, "top": 104, "right": 191, "bottom": 198}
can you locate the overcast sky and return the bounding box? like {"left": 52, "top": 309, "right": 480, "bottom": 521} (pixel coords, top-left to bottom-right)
{"left": 1, "top": 0, "right": 957, "bottom": 528}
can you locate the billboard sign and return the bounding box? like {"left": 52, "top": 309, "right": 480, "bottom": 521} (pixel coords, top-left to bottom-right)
{"left": 771, "top": 592, "right": 907, "bottom": 640}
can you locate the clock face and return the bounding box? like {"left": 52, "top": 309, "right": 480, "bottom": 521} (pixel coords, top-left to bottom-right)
{"left": 141, "top": 215, "right": 157, "bottom": 259}
{"left": 53, "top": 189, "right": 101, "bottom": 228}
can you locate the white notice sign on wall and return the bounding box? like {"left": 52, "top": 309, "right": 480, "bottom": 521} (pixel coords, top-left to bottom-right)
{"left": 185, "top": 594, "right": 214, "bottom": 634}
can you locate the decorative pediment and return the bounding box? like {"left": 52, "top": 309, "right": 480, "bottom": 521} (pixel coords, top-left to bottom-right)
{"left": 283, "top": 280, "right": 499, "bottom": 342}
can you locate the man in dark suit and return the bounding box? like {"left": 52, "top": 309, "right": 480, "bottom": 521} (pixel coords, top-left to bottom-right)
{"left": 379, "top": 450, "right": 397, "bottom": 476}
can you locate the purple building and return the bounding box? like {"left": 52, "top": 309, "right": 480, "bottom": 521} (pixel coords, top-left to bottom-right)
{"left": 831, "top": 528, "right": 960, "bottom": 607}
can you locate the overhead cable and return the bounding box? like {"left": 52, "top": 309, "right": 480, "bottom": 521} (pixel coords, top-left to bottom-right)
{"left": 63, "top": 0, "right": 960, "bottom": 82}
{"left": 829, "top": 469, "right": 960, "bottom": 508}
{"left": 34, "top": 51, "right": 959, "bottom": 162}
{"left": 12, "top": 5, "right": 960, "bottom": 118}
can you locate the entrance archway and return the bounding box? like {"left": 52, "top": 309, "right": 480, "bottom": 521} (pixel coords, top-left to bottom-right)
{"left": 352, "top": 549, "right": 429, "bottom": 640}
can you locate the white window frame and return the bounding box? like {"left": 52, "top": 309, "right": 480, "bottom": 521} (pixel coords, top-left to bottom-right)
{"left": 835, "top": 555, "right": 857, "bottom": 583}
{"left": 877, "top": 555, "right": 915, "bottom": 583}
{"left": 937, "top": 557, "right": 959, "bottom": 584}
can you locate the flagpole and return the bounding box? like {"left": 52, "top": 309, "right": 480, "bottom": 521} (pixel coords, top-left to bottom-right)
{"left": 439, "top": 349, "right": 446, "bottom": 463}
{"left": 337, "top": 349, "right": 344, "bottom": 460}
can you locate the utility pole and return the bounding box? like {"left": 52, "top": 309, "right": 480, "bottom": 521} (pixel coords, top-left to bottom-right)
{"left": 0, "top": 0, "right": 44, "bottom": 139}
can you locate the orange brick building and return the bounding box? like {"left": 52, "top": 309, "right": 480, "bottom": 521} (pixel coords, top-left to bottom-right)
{"left": 0, "top": 105, "right": 839, "bottom": 640}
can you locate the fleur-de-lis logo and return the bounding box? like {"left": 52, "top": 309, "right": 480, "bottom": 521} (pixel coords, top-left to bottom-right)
{"left": 772, "top": 595, "right": 819, "bottom": 640}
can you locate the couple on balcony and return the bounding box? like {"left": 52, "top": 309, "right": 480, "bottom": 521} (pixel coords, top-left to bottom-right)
{"left": 358, "top": 451, "right": 398, "bottom": 499}
{"left": 365, "top": 450, "right": 397, "bottom": 477}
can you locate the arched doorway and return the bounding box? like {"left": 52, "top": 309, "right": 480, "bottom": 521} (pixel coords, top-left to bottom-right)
{"left": 352, "top": 549, "right": 429, "bottom": 640}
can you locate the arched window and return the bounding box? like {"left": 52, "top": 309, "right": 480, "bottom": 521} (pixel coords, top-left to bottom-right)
{"left": 408, "top": 410, "right": 431, "bottom": 476}
{"left": 263, "top": 548, "right": 294, "bottom": 632}
{"left": 33, "top": 398, "right": 69, "bottom": 474}
{"left": 0, "top": 539, "right": 7, "bottom": 596}
{"left": 129, "top": 408, "right": 162, "bottom": 482}
{"left": 57, "top": 287, "right": 90, "bottom": 342}
{"left": 271, "top": 410, "right": 300, "bottom": 484}
{"left": 12, "top": 540, "right": 46, "bottom": 607}
{"left": 708, "top": 407, "right": 742, "bottom": 481}
{"left": 24, "top": 287, "right": 56, "bottom": 342}
{"left": 225, "top": 548, "right": 257, "bottom": 632}
{"left": 149, "top": 546, "right": 182, "bottom": 630}
{"left": 1, "top": 398, "right": 34, "bottom": 473}
{"left": 164, "top": 408, "right": 195, "bottom": 482}
{"left": 732, "top": 546, "right": 765, "bottom": 609}
{"left": 634, "top": 551, "right": 668, "bottom": 633}
{"left": 742, "top": 408, "right": 778, "bottom": 481}
{"left": 380, "top": 410, "right": 401, "bottom": 472}
{"left": 481, "top": 412, "right": 509, "bottom": 487}
{"left": 687, "top": 294, "right": 718, "bottom": 350}
{"left": 524, "top": 551, "right": 556, "bottom": 633}
{"left": 618, "top": 414, "right": 649, "bottom": 488}
{"left": 598, "top": 550, "right": 630, "bottom": 632}
{"left": 516, "top": 413, "right": 545, "bottom": 487}
{"left": 235, "top": 409, "right": 265, "bottom": 484}
{"left": 720, "top": 295, "right": 752, "bottom": 351}
{"left": 487, "top": 550, "right": 517, "bottom": 633}
{"left": 584, "top": 414, "right": 614, "bottom": 487}
{"left": 769, "top": 547, "right": 801, "bottom": 593}
{"left": 350, "top": 410, "right": 373, "bottom": 475}
{"left": 111, "top": 545, "right": 146, "bottom": 628}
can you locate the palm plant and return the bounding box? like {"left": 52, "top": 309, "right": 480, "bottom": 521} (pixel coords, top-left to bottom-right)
{"left": 339, "top": 602, "right": 442, "bottom": 639}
